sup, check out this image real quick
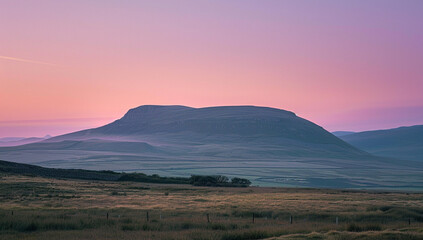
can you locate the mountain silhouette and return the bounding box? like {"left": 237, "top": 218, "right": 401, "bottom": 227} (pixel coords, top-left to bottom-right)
{"left": 1, "top": 105, "right": 421, "bottom": 189}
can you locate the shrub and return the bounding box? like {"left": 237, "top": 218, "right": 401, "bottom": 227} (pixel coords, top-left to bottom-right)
{"left": 231, "top": 178, "right": 251, "bottom": 186}
{"left": 364, "top": 224, "right": 382, "bottom": 231}
{"left": 142, "top": 223, "right": 151, "bottom": 231}
{"left": 24, "top": 222, "right": 38, "bottom": 232}
{"left": 347, "top": 223, "right": 362, "bottom": 232}
{"left": 190, "top": 175, "right": 221, "bottom": 186}
{"left": 380, "top": 206, "right": 393, "bottom": 212}
{"left": 111, "top": 191, "right": 119, "bottom": 195}
{"left": 181, "top": 222, "right": 193, "bottom": 230}
{"left": 121, "top": 224, "right": 139, "bottom": 231}
{"left": 210, "top": 223, "right": 227, "bottom": 230}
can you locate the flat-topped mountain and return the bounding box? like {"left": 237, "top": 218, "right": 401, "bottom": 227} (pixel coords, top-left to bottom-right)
{"left": 49, "top": 105, "right": 356, "bottom": 148}
{"left": 1, "top": 105, "right": 422, "bottom": 189}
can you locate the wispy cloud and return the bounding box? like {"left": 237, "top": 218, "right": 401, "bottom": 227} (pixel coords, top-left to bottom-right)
{"left": 0, "top": 55, "right": 58, "bottom": 66}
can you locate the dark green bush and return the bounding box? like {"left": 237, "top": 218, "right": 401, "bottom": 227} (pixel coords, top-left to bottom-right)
{"left": 181, "top": 222, "right": 193, "bottom": 230}
{"left": 210, "top": 223, "right": 227, "bottom": 230}
{"left": 380, "top": 206, "right": 393, "bottom": 212}
{"left": 365, "top": 224, "right": 382, "bottom": 231}
{"left": 347, "top": 223, "right": 362, "bottom": 232}
{"left": 121, "top": 224, "right": 139, "bottom": 231}
{"left": 24, "top": 222, "right": 38, "bottom": 232}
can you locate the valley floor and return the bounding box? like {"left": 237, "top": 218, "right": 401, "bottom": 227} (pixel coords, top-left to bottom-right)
{"left": 1, "top": 174, "right": 422, "bottom": 240}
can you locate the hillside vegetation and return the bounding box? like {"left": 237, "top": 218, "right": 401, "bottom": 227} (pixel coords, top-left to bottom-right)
{"left": 0, "top": 160, "right": 251, "bottom": 187}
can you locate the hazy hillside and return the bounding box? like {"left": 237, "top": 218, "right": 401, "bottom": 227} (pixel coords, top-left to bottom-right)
{"left": 340, "top": 125, "right": 423, "bottom": 162}
{"left": 1, "top": 105, "right": 422, "bottom": 189}
{"left": 332, "top": 131, "right": 355, "bottom": 137}
{"left": 0, "top": 135, "right": 51, "bottom": 147}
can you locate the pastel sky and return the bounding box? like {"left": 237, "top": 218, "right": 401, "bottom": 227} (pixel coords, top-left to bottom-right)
{"left": 1, "top": 0, "right": 423, "bottom": 137}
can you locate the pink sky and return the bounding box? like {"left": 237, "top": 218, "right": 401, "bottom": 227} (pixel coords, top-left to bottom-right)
{"left": 1, "top": 0, "right": 423, "bottom": 137}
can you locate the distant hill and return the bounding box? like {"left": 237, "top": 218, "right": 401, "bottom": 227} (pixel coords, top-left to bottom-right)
{"left": 0, "top": 137, "right": 26, "bottom": 142}
{"left": 1, "top": 105, "right": 422, "bottom": 189}
{"left": 340, "top": 125, "right": 423, "bottom": 162}
{"left": 332, "top": 131, "right": 355, "bottom": 137}
{"left": 0, "top": 135, "right": 51, "bottom": 147}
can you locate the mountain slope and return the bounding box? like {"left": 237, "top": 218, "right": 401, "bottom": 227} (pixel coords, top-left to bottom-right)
{"left": 47, "top": 105, "right": 360, "bottom": 152}
{"left": 1, "top": 105, "right": 422, "bottom": 189}
{"left": 340, "top": 125, "right": 423, "bottom": 162}
{"left": 332, "top": 131, "right": 355, "bottom": 137}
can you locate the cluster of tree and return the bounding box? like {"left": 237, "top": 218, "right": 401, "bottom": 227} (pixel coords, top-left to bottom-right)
{"left": 189, "top": 175, "right": 251, "bottom": 187}
{"left": 117, "top": 173, "right": 190, "bottom": 184}
{"left": 119, "top": 174, "right": 251, "bottom": 187}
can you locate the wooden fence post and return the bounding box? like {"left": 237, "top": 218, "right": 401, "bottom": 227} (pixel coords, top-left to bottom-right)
{"left": 106, "top": 212, "right": 109, "bottom": 220}
{"left": 336, "top": 217, "right": 338, "bottom": 225}
{"left": 290, "top": 215, "right": 292, "bottom": 224}
{"left": 146, "top": 211, "right": 149, "bottom": 222}
{"left": 252, "top": 213, "right": 255, "bottom": 223}
{"left": 207, "top": 213, "right": 210, "bottom": 223}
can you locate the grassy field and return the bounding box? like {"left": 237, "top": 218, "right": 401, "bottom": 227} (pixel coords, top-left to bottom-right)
{"left": 1, "top": 173, "right": 423, "bottom": 240}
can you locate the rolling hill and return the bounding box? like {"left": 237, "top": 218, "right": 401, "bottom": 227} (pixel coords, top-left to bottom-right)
{"left": 0, "top": 135, "right": 51, "bottom": 147}
{"left": 339, "top": 125, "right": 423, "bottom": 162}
{"left": 1, "top": 105, "right": 422, "bottom": 189}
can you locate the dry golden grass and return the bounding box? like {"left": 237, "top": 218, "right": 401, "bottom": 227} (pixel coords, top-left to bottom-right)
{"left": 269, "top": 229, "right": 423, "bottom": 240}
{"left": 1, "top": 174, "right": 422, "bottom": 240}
